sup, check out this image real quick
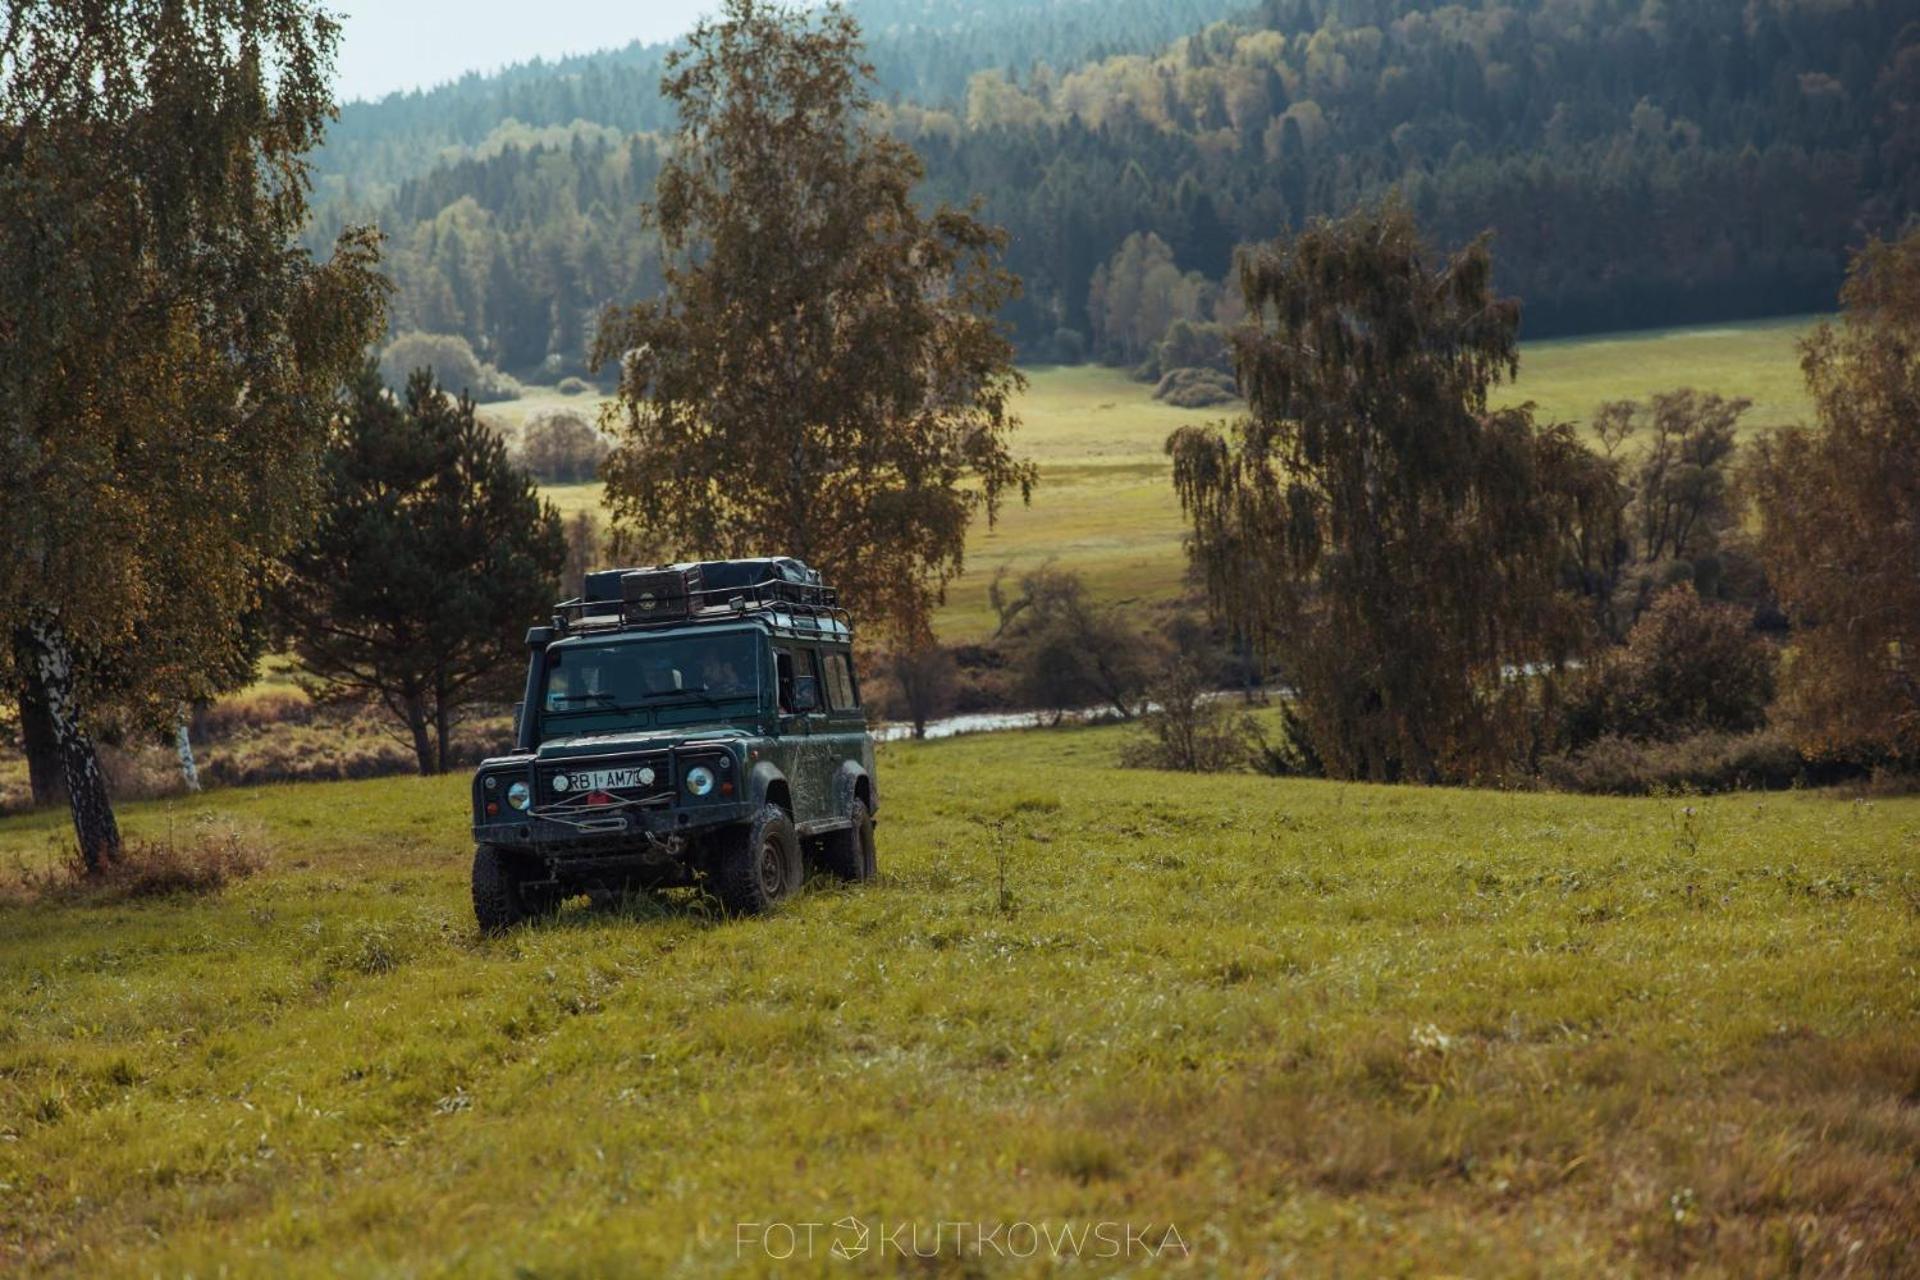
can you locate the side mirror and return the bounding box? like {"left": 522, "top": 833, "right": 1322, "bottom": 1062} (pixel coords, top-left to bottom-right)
{"left": 512, "top": 701, "right": 525, "bottom": 740}
{"left": 790, "top": 676, "right": 821, "bottom": 713}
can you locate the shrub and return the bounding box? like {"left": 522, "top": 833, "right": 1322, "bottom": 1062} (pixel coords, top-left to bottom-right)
{"left": 1049, "top": 327, "right": 1088, "bottom": 365}
{"left": 1250, "top": 702, "right": 1326, "bottom": 777}
{"left": 1121, "top": 662, "right": 1259, "bottom": 772}
{"left": 1564, "top": 583, "right": 1775, "bottom": 747}
{"left": 1542, "top": 729, "right": 1806, "bottom": 795}
{"left": 1153, "top": 366, "right": 1239, "bottom": 408}
{"left": 992, "top": 567, "right": 1156, "bottom": 720}
{"left": 6, "top": 817, "right": 264, "bottom": 905}
{"left": 516, "top": 409, "right": 610, "bottom": 483}
{"left": 1154, "top": 319, "right": 1234, "bottom": 376}
{"left": 556, "top": 376, "right": 593, "bottom": 396}
{"left": 377, "top": 331, "right": 522, "bottom": 403}
{"left": 197, "top": 689, "right": 313, "bottom": 738}
{"left": 871, "top": 645, "right": 959, "bottom": 737}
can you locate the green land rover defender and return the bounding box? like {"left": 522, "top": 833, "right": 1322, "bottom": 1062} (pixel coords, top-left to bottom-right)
{"left": 468, "top": 558, "right": 877, "bottom": 931}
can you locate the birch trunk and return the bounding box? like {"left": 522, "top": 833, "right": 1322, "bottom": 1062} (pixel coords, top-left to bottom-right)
{"left": 10, "top": 628, "right": 68, "bottom": 808}
{"left": 23, "top": 614, "right": 121, "bottom": 871}
{"left": 175, "top": 706, "right": 201, "bottom": 792}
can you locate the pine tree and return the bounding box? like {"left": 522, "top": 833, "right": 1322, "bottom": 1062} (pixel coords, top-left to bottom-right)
{"left": 272, "top": 367, "right": 567, "bottom": 775}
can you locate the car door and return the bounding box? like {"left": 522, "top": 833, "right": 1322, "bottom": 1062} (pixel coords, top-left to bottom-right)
{"left": 772, "top": 643, "right": 830, "bottom": 823}
{"left": 792, "top": 644, "right": 839, "bottom": 822}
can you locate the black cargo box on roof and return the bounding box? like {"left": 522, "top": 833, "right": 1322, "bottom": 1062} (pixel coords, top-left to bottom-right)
{"left": 582, "top": 557, "right": 819, "bottom": 604}
{"left": 562, "top": 557, "right": 841, "bottom": 635}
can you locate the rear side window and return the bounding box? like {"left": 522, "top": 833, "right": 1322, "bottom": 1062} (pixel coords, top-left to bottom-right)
{"left": 822, "top": 651, "right": 859, "bottom": 710}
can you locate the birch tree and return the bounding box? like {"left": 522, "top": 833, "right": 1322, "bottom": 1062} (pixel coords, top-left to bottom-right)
{"left": 1747, "top": 230, "right": 1920, "bottom": 765}
{"left": 0, "top": 1, "right": 387, "bottom": 868}
{"left": 593, "top": 0, "right": 1033, "bottom": 646}
{"left": 1167, "top": 201, "right": 1611, "bottom": 783}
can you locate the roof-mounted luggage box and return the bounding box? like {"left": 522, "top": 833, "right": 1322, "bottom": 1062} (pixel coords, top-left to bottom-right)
{"left": 560, "top": 558, "right": 844, "bottom": 633}
{"left": 618, "top": 565, "right": 700, "bottom": 622}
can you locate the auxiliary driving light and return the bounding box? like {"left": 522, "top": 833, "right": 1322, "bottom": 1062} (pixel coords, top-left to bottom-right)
{"left": 507, "top": 781, "right": 531, "bottom": 811}
{"left": 685, "top": 765, "right": 716, "bottom": 797}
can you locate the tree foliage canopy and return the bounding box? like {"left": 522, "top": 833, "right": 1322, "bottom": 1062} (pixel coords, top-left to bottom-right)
{"left": 1169, "top": 201, "right": 1609, "bottom": 783}
{"left": 0, "top": 0, "right": 387, "bottom": 864}
{"left": 592, "top": 0, "right": 1033, "bottom": 644}
{"left": 1748, "top": 229, "right": 1920, "bottom": 764}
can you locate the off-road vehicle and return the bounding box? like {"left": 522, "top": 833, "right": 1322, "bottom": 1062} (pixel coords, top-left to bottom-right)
{"left": 468, "top": 557, "right": 877, "bottom": 930}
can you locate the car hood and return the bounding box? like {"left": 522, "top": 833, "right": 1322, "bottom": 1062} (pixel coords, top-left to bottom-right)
{"left": 533, "top": 725, "right": 758, "bottom": 760}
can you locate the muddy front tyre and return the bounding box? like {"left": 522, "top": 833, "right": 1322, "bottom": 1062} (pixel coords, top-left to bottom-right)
{"left": 712, "top": 805, "right": 802, "bottom": 915}
{"left": 818, "top": 799, "right": 877, "bottom": 882}
{"left": 472, "top": 843, "right": 539, "bottom": 933}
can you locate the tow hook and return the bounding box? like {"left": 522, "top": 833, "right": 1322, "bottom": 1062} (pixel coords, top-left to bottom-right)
{"left": 644, "top": 832, "right": 686, "bottom": 859}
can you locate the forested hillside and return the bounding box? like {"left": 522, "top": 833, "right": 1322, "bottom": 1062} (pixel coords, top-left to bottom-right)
{"left": 311, "top": 0, "right": 1920, "bottom": 378}
{"left": 312, "top": 0, "right": 1240, "bottom": 196}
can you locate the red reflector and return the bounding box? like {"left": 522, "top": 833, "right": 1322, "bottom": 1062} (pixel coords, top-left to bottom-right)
{"left": 586, "top": 790, "right": 616, "bottom": 806}
{"left": 485, "top": 802, "right": 499, "bottom": 816}
{"left": 720, "top": 781, "right": 734, "bottom": 795}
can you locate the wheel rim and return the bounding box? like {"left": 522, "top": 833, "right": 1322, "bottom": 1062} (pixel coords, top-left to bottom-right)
{"left": 757, "top": 834, "right": 787, "bottom": 899}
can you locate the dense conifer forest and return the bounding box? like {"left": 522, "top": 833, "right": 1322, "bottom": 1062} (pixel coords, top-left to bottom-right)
{"left": 306, "top": 0, "right": 1920, "bottom": 378}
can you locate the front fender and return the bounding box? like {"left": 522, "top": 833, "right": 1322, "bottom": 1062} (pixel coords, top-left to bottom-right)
{"left": 747, "top": 759, "right": 790, "bottom": 810}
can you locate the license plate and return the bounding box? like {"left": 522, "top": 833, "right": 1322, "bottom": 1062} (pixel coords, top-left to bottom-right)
{"left": 551, "top": 766, "right": 657, "bottom": 794}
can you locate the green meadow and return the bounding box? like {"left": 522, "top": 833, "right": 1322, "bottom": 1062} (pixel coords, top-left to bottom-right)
{"left": 503, "top": 317, "right": 1821, "bottom": 639}
{"left": 2, "top": 719, "right": 1914, "bottom": 1276}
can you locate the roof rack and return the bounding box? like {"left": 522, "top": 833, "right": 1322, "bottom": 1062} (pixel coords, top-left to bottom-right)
{"left": 552, "top": 558, "right": 853, "bottom": 638}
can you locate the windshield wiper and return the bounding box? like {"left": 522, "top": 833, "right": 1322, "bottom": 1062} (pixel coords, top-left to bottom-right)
{"left": 635, "top": 686, "right": 736, "bottom": 708}
{"left": 546, "top": 686, "right": 750, "bottom": 715}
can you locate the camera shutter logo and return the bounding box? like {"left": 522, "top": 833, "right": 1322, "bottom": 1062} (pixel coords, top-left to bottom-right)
{"left": 831, "top": 1217, "right": 870, "bottom": 1260}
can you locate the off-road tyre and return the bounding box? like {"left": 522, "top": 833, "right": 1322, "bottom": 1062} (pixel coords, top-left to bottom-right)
{"left": 472, "top": 843, "right": 539, "bottom": 933}
{"left": 711, "top": 805, "right": 802, "bottom": 915}
{"left": 817, "top": 799, "right": 877, "bottom": 882}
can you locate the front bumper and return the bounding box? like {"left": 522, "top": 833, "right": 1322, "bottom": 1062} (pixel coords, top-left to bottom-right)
{"left": 474, "top": 798, "right": 754, "bottom": 856}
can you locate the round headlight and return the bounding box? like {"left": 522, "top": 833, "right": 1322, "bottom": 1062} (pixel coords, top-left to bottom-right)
{"left": 685, "top": 765, "right": 716, "bottom": 797}
{"left": 506, "top": 781, "right": 531, "bottom": 811}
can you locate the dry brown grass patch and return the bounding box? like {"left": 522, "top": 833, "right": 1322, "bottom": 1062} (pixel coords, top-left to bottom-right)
{"left": 3, "top": 816, "right": 265, "bottom": 905}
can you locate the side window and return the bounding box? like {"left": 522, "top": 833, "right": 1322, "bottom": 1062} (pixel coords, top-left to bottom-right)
{"left": 800, "top": 648, "right": 826, "bottom": 712}
{"left": 823, "top": 651, "right": 859, "bottom": 711}
{"left": 775, "top": 649, "right": 796, "bottom": 712}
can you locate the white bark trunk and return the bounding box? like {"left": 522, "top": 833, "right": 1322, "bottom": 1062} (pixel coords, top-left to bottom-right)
{"left": 175, "top": 707, "right": 201, "bottom": 792}
{"left": 26, "top": 612, "right": 122, "bottom": 869}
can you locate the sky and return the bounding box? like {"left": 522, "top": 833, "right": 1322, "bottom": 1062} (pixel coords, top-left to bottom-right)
{"left": 330, "top": 0, "right": 720, "bottom": 103}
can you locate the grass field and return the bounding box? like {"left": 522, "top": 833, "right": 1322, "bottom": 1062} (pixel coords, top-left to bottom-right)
{"left": 498, "top": 317, "right": 1822, "bottom": 639}
{"left": 2, "top": 719, "right": 1914, "bottom": 1276}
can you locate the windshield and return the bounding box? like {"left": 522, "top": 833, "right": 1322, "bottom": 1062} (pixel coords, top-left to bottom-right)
{"left": 540, "top": 631, "right": 760, "bottom": 732}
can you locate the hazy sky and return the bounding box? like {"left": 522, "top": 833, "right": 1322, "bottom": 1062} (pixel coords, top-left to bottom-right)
{"left": 330, "top": 0, "right": 720, "bottom": 103}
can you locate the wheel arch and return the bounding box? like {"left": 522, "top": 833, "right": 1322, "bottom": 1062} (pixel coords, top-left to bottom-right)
{"left": 749, "top": 760, "right": 792, "bottom": 814}
{"left": 834, "top": 759, "right": 875, "bottom": 817}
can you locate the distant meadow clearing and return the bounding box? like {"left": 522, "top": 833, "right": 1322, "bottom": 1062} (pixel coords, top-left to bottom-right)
{"left": 503, "top": 316, "right": 1820, "bottom": 638}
